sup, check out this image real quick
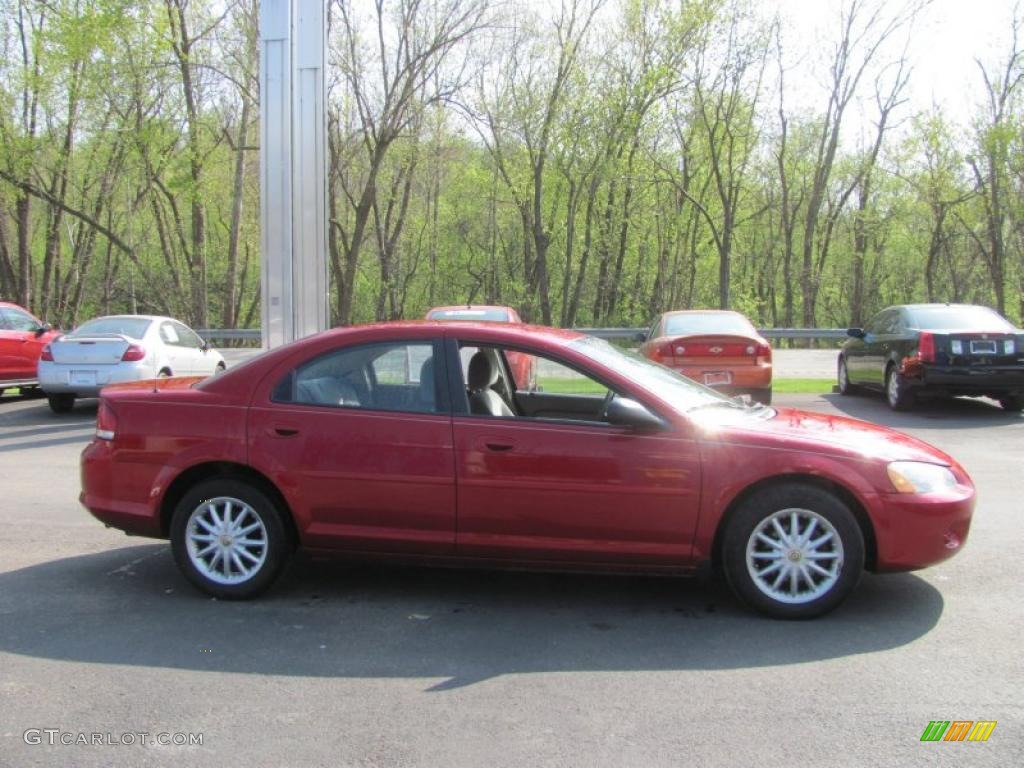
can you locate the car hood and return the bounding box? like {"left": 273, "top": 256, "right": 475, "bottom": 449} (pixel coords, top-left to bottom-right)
{"left": 700, "top": 406, "right": 956, "bottom": 465}
{"left": 102, "top": 375, "right": 206, "bottom": 394}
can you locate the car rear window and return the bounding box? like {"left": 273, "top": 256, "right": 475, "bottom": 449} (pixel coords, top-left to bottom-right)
{"left": 427, "top": 308, "right": 511, "bottom": 322}
{"left": 70, "top": 317, "right": 152, "bottom": 339}
{"left": 664, "top": 313, "right": 755, "bottom": 336}
{"left": 906, "top": 306, "right": 1014, "bottom": 331}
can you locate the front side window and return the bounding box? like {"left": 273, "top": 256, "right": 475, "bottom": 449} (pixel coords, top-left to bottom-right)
{"left": 274, "top": 341, "right": 443, "bottom": 415}
{"left": 171, "top": 322, "right": 204, "bottom": 348}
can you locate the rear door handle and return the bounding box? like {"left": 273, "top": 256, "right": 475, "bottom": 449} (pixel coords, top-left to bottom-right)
{"left": 270, "top": 426, "right": 300, "bottom": 438}
{"left": 485, "top": 442, "right": 515, "bottom": 452}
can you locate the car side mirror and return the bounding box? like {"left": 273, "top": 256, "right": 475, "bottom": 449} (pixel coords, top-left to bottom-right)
{"left": 847, "top": 327, "right": 865, "bottom": 339}
{"left": 605, "top": 396, "right": 664, "bottom": 431}
{"left": 201, "top": 340, "right": 211, "bottom": 352}
{"left": 34, "top": 323, "right": 51, "bottom": 337}
{"left": 633, "top": 331, "right": 646, "bottom": 343}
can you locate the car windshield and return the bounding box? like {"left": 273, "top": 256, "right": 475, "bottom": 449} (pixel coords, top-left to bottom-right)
{"left": 428, "top": 308, "right": 511, "bottom": 322}
{"left": 664, "top": 313, "right": 754, "bottom": 336}
{"left": 570, "top": 335, "right": 744, "bottom": 414}
{"left": 70, "top": 317, "right": 152, "bottom": 340}
{"left": 906, "top": 305, "right": 1015, "bottom": 331}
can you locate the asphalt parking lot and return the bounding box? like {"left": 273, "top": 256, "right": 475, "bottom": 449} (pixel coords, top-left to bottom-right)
{"left": 0, "top": 388, "right": 1021, "bottom": 767}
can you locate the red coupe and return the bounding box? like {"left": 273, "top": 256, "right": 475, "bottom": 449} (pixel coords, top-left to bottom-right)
{"left": 641, "top": 310, "right": 773, "bottom": 404}
{"left": 81, "top": 322, "right": 975, "bottom": 618}
{"left": 0, "top": 300, "right": 61, "bottom": 392}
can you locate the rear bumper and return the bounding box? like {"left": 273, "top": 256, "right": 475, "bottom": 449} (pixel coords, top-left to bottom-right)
{"left": 909, "top": 365, "right": 1024, "bottom": 396}
{"left": 871, "top": 487, "right": 975, "bottom": 572}
{"left": 673, "top": 363, "right": 772, "bottom": 391}
{"left": 80, "top": 440, "right": 164, "bottom": 537}
{"left": 39, "top": 360, "right": 157, "bottom": 396}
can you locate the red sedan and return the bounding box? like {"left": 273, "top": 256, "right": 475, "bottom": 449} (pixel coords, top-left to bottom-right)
{"left": 81, "top": 322, "right": 975, "bottom": 618}
{"left": 0, "top": 301, "right": 61, "bottom": 392}
{"left": 641, "top": 310, "right": 773, "bottom": 404}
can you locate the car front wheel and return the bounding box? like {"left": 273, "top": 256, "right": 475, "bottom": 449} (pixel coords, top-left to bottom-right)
{"left": 837, "top": 357, "right": 856, "bottom": 395}
{"left": 170, "top": 478, "right": 292, "bottom": 599}
{"left": 722, "top": 483, "right": 865, "bottom": 619}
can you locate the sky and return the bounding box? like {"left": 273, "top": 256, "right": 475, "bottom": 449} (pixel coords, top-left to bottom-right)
{"left": 766, "top": 0, "right": 1020, "bottom": 130}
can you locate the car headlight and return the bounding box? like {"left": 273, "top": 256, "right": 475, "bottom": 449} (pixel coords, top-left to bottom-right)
{"left": 886, "top": 461, "right": 958, "bottom": 494}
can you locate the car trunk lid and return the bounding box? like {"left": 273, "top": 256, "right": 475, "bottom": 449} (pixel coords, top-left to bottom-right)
{"left": 653, "top": 334, "right": 768, "bottom": 367}
{"left": 50, "top": 334, "right": 135, "bottom": 365}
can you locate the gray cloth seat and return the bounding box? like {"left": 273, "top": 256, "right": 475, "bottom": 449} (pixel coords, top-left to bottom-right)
{"left": 466, "top": 351, "right": 513, "bottom": 417}
{"left": 297, "top": 376, "right": 361, "bottom": 407}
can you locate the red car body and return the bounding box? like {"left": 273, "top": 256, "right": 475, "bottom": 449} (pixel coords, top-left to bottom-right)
{"left": 424, "top": 305, "right": 536, "bottom": 389}
{"left": 81, "top": 322, "right": 974, "bottom": 616}
{"left": 641, "top": 310, "right": 773, "bottom": 404}
{"left": 0, "top": 301, "right": 61, "bottom": 389}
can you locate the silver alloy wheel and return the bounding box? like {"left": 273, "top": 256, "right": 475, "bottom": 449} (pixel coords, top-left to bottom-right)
{"left": 185, "top": 496, "right": 268, "bottom": 585}
{"left": 745, "top": 507, "right": 844, "bottom": 605}
{"left": 886, "top": 368, "right": 899, "bottom": 406}
{"left": 838, "top": 359, "right": 849, "bottom": 391}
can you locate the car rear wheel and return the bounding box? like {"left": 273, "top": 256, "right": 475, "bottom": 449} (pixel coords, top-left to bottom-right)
{"left": 47, "top": 394, "right": 75, "bottom": 414}
{"left": 885, "top": 365, "right": 914, "bottom": 411}
{"left": 170, "top": 478, "right": 292, "bottom": 599}
{"left": 999, "top": 395, "right": 1024, "bottom": 412}
{"left": 837, "top": 357, "right": 856, "bottom": 395}
{"left": 722, "top": 483, "right": 864, "bottom": 619}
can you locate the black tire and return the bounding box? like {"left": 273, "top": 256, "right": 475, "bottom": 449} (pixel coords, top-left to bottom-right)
{"left": 885, "top": 364, "right": 915, "bottom": 411}
{"left": 215, "top": 362, "right": 227, "bottom": 374}
{"left": 999, "top": 394, "right": 1024, "bottom": 412}
{"left": 47, "top": 394, "right": 75, "bottom": 414}
{"left": 722, "top": 482, "right": 865, "bottom": 619}
{"left": 170, "top": 478, "right": 292, "bottom": 599}
{"left": 158, "top": 368, "right": 172, "bottom": 378}
{"left": 837, "top": 356, "right": 857, "bottom": 395}
{"left": 754, "top": 388, "right": 772, "bottom": 406}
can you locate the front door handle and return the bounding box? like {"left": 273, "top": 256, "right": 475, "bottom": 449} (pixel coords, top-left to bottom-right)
{"left": 269, "top": 426, "right": 300, "bottom": 438}
{"left": 485, "top": 442, "right": 515, "bottom": 452}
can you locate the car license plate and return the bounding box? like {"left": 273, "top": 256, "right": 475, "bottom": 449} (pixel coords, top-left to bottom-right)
{"left": 70, "top": 370, "right": 97, "bottom": 387}
{"left": 704, "top": 371, "right": 732, "bottom": 386}
{"left": 970, "top": 340, "right": 996, "bottom": 355}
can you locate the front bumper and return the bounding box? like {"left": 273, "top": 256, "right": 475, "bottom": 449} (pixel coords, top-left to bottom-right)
{"left": 39, "top": 360, "right": 157, "bottom": 396}
{"left": 871, "top": 486, "right": 975, "bottom": 572}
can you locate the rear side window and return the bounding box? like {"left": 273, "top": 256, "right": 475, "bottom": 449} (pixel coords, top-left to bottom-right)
{"left": 273, "top": 341, "right": 445, "bottom": 414}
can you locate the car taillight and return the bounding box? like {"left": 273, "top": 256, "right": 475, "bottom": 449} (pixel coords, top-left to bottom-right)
{"left": 755, "top": 342, "right": 772, "bottom": 364}
{"left": 918, "top": 332, "right": 935, "bottom": 363}
{"left": 96, "top": 400, "right": 116, "bottom": 441}
{"left": 40, "top": 344, "right": 54, "bottom": 362}
{"left": 121, "top": 344, "right": 146, "bottom": 362}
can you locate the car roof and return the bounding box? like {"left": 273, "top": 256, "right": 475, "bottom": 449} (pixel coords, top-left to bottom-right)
{"left": 75, "top": 314, "right": 175, "bottom": 324}
{"left": 661, "top": 309, "right": 747, "bottom": 316}
{"left": 428, "top": 305, "right": 515, "bottom": 312}
{"left": 884, "top": 303, "right": 996, "bottom": 311}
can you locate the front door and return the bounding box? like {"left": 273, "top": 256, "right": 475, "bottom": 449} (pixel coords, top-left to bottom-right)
{"left": 0, "top": 306, "right": 45, "bottom": 380}
{"left": 448, "top": 341, "right": 701, "bottom": 565}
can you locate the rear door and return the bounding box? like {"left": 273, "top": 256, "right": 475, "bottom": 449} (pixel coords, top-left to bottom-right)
{"left": 247, "top": 339, "right": 456, "bottom": 553}
{"left": 157, "top": 322, "right": 191, "bottom": 375}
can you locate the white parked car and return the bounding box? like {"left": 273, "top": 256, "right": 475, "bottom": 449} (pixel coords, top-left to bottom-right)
{"left": 38, "top": 315, "right": 226, "bottom": 413}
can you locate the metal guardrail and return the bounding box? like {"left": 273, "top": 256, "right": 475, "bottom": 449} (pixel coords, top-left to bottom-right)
{"left": 198, "top": 326, "right": 849, "bottom": 345}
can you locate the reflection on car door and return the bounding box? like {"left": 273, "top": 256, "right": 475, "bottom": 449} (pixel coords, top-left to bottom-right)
{"left": 448, "top": 341, "right": 701, "bottom": 565}
{"left": 247, "top": 340, "right": 457, "bottom": 554}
